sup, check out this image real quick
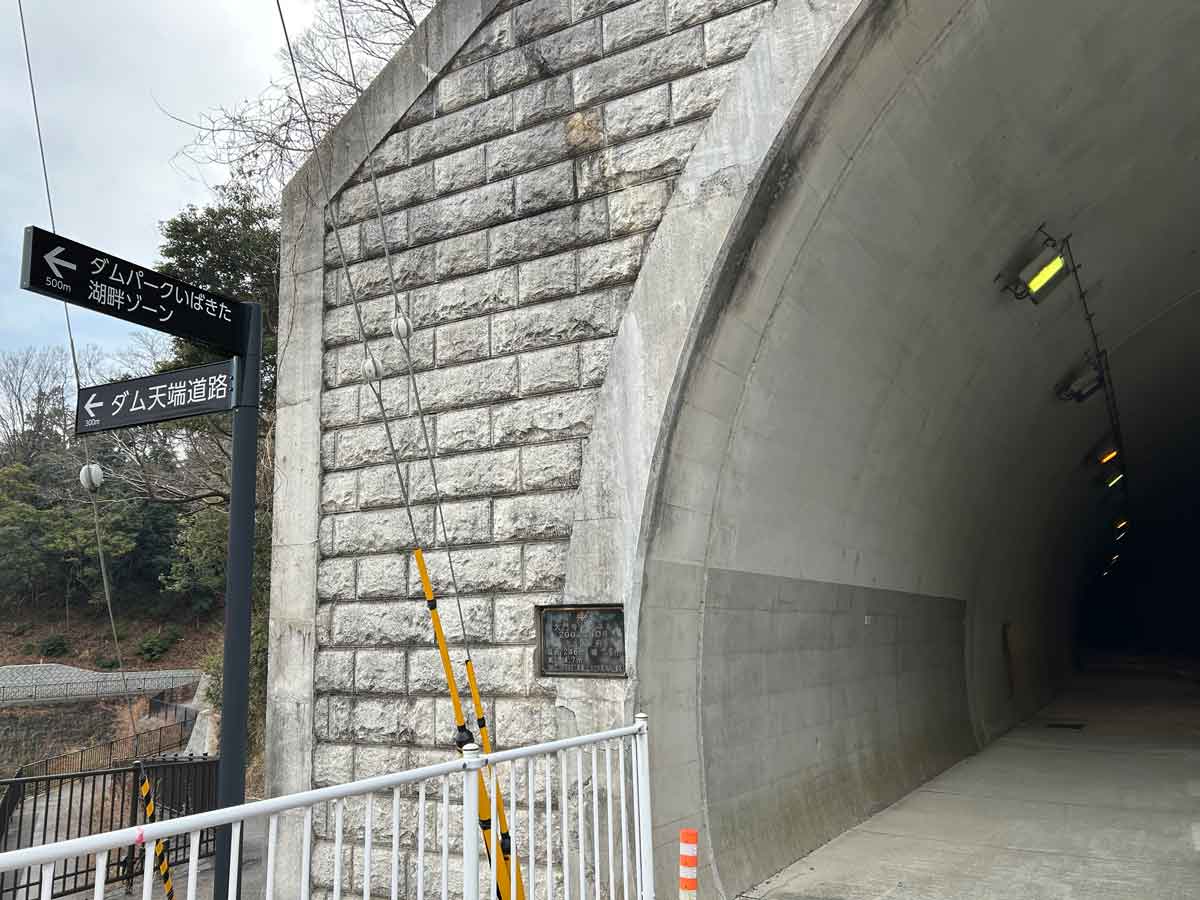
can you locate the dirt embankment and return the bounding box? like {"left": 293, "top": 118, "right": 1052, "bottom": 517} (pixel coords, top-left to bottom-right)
{"left": 0, "top": 700, "right": 133, "bottom": 776}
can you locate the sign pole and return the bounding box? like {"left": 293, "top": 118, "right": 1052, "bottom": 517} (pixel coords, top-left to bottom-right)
{"left": 213, "top": 302, "right": 262, "bottom": 900}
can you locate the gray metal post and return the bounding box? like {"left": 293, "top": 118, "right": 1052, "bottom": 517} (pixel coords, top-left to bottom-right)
{"left": 213, "top": 303, "right": 263, "bottom": 900}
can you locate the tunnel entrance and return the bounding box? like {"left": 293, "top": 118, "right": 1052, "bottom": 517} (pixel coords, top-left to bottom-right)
{"left": 627, "top": 0, "right": 1200, "bottom": 895}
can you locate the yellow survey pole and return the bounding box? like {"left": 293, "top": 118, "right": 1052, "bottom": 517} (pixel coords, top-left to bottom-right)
{"left": 414, "top": 549, "right": 525, "bottom": 900}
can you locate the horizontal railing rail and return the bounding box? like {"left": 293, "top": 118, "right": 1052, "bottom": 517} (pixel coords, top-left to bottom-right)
{"left": 0, "top": 717, "right": 656, "bottom": 900}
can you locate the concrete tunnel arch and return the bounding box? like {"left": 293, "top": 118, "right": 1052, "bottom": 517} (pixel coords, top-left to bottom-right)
{"left": 560, "top": 0, "right": 1200, "bottom": 894}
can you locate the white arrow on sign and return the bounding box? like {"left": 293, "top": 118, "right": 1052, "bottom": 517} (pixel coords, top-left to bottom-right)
{"left": 44, "top": 246, "right": 76, "bottom": 280}
{"left": 83, "top": 393, "right": 102, "bottom": 418}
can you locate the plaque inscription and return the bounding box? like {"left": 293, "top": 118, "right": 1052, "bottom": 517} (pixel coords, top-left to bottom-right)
{"left": 538, "top": 606, "right": 626, "bottom": 677}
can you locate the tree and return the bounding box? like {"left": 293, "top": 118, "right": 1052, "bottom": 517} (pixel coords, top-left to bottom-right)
{"left": 0, "top": 346, "right": 70, "bottom": 468}
{"left": 100, "top": 182, "right": 280, "bottom": 512}
{"left": 149, "top": 182, "right": 280, "bottom": 755}
{"left": 176, "top": 0, "right": 431, "bottom": 195}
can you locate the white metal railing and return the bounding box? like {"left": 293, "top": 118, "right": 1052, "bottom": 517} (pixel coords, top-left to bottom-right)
{"left": 0, "top": 716, "right": 654, "bottom": 900}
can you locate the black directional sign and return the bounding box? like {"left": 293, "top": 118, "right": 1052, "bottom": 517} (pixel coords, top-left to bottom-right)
{"left": 20, "top": 225, "right": 246, "bottom": 354}
{"left": 75, "top": 360, "right": 236, "bottom": 435}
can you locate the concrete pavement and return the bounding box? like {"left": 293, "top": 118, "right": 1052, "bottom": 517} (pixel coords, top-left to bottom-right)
{"left": 744, "top": 672, "right": 1200, "bottom": 899}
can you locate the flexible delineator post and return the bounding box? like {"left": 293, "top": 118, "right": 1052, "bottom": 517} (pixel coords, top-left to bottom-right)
{"left": 679, "top": 828, "right": 698, "bottom": 900}
{"left": 414, "top": 549, "right": 522, "bottom": 900}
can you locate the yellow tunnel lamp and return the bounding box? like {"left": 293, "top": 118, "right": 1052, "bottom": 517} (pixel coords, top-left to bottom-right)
{"left": 1017, "top": 246, "right": 1069, "bottom": 303}
{"left": 1115, "top": 519, "right": 1129, "bottom": 530}
{"left": 1098, "top": 448, "right": 1118, "bottom": 464}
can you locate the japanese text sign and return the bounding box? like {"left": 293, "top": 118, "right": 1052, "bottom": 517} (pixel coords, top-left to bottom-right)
{"left": 21, "top": 226, "right": 246, "bottom": 354}
{"left": 75, "top": 359, "right": 236, "bottom": 435}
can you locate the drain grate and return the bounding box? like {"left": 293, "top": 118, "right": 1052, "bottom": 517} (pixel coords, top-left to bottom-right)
{"left": 1045, "top": 722, "right": 1086, "bottom": 730}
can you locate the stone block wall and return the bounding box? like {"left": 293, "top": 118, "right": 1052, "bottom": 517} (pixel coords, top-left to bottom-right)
{"left": 310, "top": 0, "right": 772, "bottom": 889}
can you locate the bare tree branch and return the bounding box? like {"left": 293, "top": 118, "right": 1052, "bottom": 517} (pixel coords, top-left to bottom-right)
{"left": 170, "top": 0, "right": 434, "bottom": 196}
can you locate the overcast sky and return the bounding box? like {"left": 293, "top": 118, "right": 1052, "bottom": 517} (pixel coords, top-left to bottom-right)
{"left": 0, "top": 0, "right": 314, "bottom": 355}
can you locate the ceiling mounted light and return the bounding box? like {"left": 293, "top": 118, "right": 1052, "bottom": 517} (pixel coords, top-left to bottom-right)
{"left": 1056, "top": 365, "right": 1104, "bottom": 403}
{"left": 1115, "top": 519, "right": 1128, "bottom": 530}
{"left": 996, "top": 225, "right": 1071, "bottom": 304}
{"left": 1106, "top": 472, "right": 1125, "bottom": 488}
{"left": 1017, "top": 247, "right": 1069, "bottom": 302}
{"left": 1111, "top": 554, "right": 1120, "bottom": 563}
{"left": 1098, "top": 449, "right": 1118, "bottom": 464}
{"left": 1115, "top": 531, "right": 1126, "bottom": 541}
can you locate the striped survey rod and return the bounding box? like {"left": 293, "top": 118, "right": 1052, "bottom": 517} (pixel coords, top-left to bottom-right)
{"left": 679, "top": 828, "right": 698, "bottom": 900}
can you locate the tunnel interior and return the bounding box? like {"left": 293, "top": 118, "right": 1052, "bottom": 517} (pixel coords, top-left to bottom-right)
{"left": 635, "top": 0, "right": 1200, "bottom": 894}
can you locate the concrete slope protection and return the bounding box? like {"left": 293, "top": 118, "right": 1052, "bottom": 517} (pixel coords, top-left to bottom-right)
{"left": 270, "top": 0, "right": 1200, "bottom": 896}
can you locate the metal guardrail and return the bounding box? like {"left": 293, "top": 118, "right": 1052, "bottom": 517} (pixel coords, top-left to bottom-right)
{"left": 0, "top": 673, "right": 198, "bottom": 705}
{"left": 0, "top": 705, "right": 199, "bottom": 870}
{"left": 0, "top": 718, "right": 657, "bottom": 900}
{"left": 13, "top": 709, "right": 197, "bottom": 781}
{"left": 0, "top": 756, "right": 218, "bottom": 900}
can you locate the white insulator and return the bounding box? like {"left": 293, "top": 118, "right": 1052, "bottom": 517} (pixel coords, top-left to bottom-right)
{"left": 79, "top": 463, "right": 104, "bottom": 493}
{"left": 390, "top": 311, "right": 412, "bottom": 341}
{"left": 361, "top": 354, "right": 382, "bottom": 382}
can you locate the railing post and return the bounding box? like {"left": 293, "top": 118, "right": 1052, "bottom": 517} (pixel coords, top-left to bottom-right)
{"left": 634, "top": 714, "right": 654, "bottom": 900}
{"left": 462, "top": 744, "right": 482, "bottom": 900}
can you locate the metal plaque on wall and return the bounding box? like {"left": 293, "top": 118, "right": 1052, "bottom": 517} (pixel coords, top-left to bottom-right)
{"left": 538, "top": 606, "right": 626, "bottom": 677}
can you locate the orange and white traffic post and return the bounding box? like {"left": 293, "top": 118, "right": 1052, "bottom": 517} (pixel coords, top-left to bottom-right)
{"left": 679, "top": 828, "right": 698, "bottom": 900}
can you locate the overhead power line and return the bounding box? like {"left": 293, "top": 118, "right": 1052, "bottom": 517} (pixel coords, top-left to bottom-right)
{"left": 17, "top": 0, "right": 137, "bottom": 733}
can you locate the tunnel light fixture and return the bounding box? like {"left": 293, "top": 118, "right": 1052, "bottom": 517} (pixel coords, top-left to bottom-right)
{"left": 1057, "top": 365, "right": 1104, "bottom": 403}
{"left": 1098, "top": 449, "right": 1119, "bottom": 464}
{"left": 1020, "top": 248, "right": 1068, "bottom": 301}
{"left": 1115, "top": 530, "right": 1126, "bottom": 541}
{"left": 1111, "top": 554, "right": 1120, "bottom": 563}
{"left": 997, "top": 226, "right": 1072, "bottom": 304}
{"left": 1102, "top": 570, "right": 1110, "bottom": 577}
{"left": 1116, "top": 519, "right": 1128, "bottom": 530}
{"left": 1106, "top": 472, "right": 1125, "bottom": 488}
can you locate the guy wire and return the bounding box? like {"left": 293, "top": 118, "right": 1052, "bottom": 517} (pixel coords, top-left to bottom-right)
{"left": 18, "top": 0, "right": 138, "bottom": 734}
{"left": 331, "top": 0, "right": 473, "bottom": 652}
{"left": 273, "top": 1, "right": 473, "bottom": 652}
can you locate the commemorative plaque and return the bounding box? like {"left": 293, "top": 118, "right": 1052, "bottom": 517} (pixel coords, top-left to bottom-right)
{"left": 538, "top": 606, "right": 626, "bottom": 677}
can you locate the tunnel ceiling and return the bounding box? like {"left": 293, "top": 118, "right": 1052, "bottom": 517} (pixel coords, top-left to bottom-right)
{"left": 704, "top": 0, "right": 1200, "bottom": 593}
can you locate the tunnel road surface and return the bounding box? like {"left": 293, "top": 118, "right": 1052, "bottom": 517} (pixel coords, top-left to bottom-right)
{"left": 744, "top": 671, "right": 1200, "bottom": 899}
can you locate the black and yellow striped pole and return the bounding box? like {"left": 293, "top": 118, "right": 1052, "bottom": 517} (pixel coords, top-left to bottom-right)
{"left": 413, "top": 548, "right": 525, "bottom": 900}
{"left": 135, "top": 762, "right": 175, "bottom": 900}
{"left": 464, "top": 656, "right": 525, "bottom": 898}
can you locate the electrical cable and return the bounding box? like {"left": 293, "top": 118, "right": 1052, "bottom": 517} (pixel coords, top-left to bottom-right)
{"left": 329, "top": 4, "right": 474, "bottom": 648}
{"left": 276, "top": 6, "right": 526, "bottom": 895}
{"left": 17, "top": 0, "right": 139, "bottom": 735}
{"left": 271, "top": 1, "right": 476, "bottom": 648}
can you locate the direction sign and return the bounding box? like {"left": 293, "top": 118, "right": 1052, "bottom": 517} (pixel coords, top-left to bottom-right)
{"left": 75, "top": 360, "right": 236, "bottom": 435}
{"left": 21, "top": 226, "right": 246, "bottom": 354}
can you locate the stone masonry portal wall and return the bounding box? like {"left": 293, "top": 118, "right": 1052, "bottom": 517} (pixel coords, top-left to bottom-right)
{"left": 309, "top": 0, "right": 772, "bottom": 889}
